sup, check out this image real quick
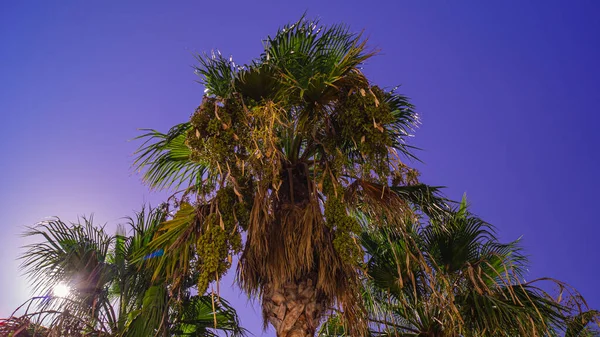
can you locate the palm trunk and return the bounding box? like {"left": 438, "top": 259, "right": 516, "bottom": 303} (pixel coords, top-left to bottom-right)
{"left": 255, "top": 164, "right": 326, "bottom": 337}
{"left": 262, "top": 277, "right": 325, "bottom": 337}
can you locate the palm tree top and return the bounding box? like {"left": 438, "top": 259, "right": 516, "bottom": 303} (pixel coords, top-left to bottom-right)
{"left": 352, "top": 199, "right": 599, "bottom": 337}
{"left": 132, "top": 16, "right": 450, "bottom": 336}
{"left": 14, "top": 207, "right": 246, "bottom": 337}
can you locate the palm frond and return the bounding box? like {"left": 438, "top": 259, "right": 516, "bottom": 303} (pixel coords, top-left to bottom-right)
{"left": 20, "top": 216, "right": 114, "bottom": 310}
{"left": 385, "top": 88, "right": 421, "bottom": 161}
{"left": 122, "top": 285, "right": 168, "bottom": 337}
{"left": 262, "top": 17, "right": 374, "bottom": 105}
{"left": 358, "top": 200, "right": 580, "bottom": 336}
{"left": 457, "top": 282, "right": 565, "bottom": 336}
{"left": 172, "top": 295, "right": 247, "bottom": 337}
{"left": 194, "top": 50, "right": 238, "bottom": 98}
{"left": 134, "top": 122, "right": 207, "bottom": 192}
{"left": 133, "top": 202, "right": 199, "bottom": 290}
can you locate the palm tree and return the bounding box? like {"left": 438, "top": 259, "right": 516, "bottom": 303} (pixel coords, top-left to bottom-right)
{"left": 318, "top": 198, "right": 599, "bottom": 337}
{"left": 8, "top": 206, "right": 245, "bottom": 337}
{"left": 134, "top": 16, "right": 448, "bottom": 337}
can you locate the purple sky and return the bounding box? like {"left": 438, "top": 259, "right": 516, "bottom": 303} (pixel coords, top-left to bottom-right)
{"left": 1, "top": 1, "right": 599, "bottom": 335}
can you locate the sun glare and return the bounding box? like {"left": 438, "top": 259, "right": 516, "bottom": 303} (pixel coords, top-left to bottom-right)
{"left": 53, "top": 283, "right": 70, "bottom": 297}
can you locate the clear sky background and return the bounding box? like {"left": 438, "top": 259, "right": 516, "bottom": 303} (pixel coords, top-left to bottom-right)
{"left": 1, "top": 1, "right": 599, "bottom": 335}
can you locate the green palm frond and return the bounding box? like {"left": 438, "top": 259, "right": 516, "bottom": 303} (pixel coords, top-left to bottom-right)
{"left": 234, "top": 62, "right": 279, "bottom": 102}
{"left": 382, "top": 87, "right": 421, "bottom": 161}
{"left": 172, "top": 295, "right": 247, "bottom": 337}
{"left": 421, "top": 201, "right": 530, "bottom": 288}
{"left": 20, "top": 216, "right": 114, "bottom": 308}
{"left": 112, "top": 205, "right": 168, "bottom": 331}
{"left": 261, "top": 17, "right": 374, "bottom": 105}
{"left": 361, "top": 225, "right": 425, "bottom": 301}
{"left": 194, "top": 51, "right": 238, "bottom": 98}
{"left": 423, "top": 212, "right": 498, "bottom": 274}
{"left": 134, "top": 122, "right": 207, "bottom": 192}
{"left": 134, "top": 202, "right": 198, "bottom": 289}
{"left": 358, "top": 199, "right": 580, "bottom": 337}
{"left": 123, "top": 285, "right": 168, "bottom": 337}
{"left": 19, "top": 217, "right": 119, "bottom": 334}
{"left": 458, "top": 282, "right": 565, "bottom": 336}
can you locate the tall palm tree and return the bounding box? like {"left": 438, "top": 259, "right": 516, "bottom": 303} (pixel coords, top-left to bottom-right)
{"left": 134, "top": 17, "right": 448, "bottom": 337}
{"left": 318, "top": 198, "right": 599, "bottom": 337}
{"left": 9, "top": 206, "right": 245, "bottom": 337}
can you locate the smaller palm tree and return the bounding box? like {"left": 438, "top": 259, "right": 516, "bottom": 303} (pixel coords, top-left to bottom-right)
{"left": 319, "top": 197, "right": 599, "bottom": 337}
{"left": 8, "top": 206, "right": 245, "bottom": 337}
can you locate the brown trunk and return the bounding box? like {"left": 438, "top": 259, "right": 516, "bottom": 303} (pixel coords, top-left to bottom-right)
{"left": 262, "top": 277, "right": 325, "bottom": 337}
{"left": 256, "top": 163, "right": 325, "bottom": 336}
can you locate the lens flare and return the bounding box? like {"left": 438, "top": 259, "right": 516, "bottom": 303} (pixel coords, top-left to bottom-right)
{"left": 53, "top": 283, "right": 70, "bottom": 297}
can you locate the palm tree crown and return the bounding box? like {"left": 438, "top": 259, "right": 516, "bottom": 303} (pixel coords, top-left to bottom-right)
{"left": 11, "top": 206, "right": 245, "bottom": 337}
{"left": 319, "top": 198, "right": 599, "bottom": 337}
{"left": 134, "top": 16, "right": 450, "bottom": 337}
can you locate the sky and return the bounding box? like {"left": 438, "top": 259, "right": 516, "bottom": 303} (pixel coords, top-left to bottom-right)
{"left": 1, "top": 0, "right": 599, "bottom": 335}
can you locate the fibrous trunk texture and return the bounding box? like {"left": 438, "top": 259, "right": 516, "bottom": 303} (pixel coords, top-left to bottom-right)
{"left": 263, "top": 277, "right": 325, "bottom": 337}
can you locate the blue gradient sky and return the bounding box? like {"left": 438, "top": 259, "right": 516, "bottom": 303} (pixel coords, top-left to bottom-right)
{"left": 1, "top": 1, "right": 599, "bottom": 335}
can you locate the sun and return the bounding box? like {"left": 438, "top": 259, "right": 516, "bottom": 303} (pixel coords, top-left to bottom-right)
{"left": 52, "top": 282, "right": 71, "bottom": 297}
